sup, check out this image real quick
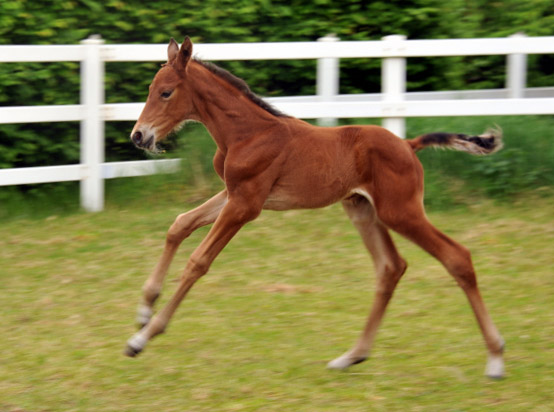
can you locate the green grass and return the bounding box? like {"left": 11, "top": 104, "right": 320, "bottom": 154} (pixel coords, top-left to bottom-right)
{"left": 1, "top": 192, "right": 553, "bottom": 411}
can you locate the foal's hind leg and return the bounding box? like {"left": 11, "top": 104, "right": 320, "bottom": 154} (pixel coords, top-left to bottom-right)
{"left": 381, "top": 208, "right": 505, "bottom": 378}
{"left": 136, "top": 190, "right": 227, "bottom": 327}
{"left": 328, "top": 196, "right": 407, "bottom": 369}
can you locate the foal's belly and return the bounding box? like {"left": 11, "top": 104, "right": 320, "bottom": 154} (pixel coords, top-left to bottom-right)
{"left": 263, "top": 176, "right": 352, "bottom": 211}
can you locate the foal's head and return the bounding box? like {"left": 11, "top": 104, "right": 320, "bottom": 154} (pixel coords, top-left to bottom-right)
{"left": 130, "top": 38, "right": 195, "bottom": 152}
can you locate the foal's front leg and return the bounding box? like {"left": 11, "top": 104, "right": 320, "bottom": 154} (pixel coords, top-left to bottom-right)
{"left": 137, "top": 190, "right": 227, "bottom": 328}
{"left": 125, "top": 196, "right": 261, "bottom": 357}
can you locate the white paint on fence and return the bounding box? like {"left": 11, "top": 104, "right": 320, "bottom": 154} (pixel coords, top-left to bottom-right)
{"left": 0, "top": 164, "right": 84, "bottom": 186}
{"left": 80, "top": 36, "right": 105, "bottom": 212}
{"left": 381, "top": 35, "right": 407, "bottom": 138}
{"left": 506, "top": 33, "right": 528, "bottom": 99}
{"left": 1, "top": 35, "right": 554, "bottom": 211}
{"left": 102, "top": 159, "right": 181, "bottom": 179}
{"left": 316, "top": 34, "right": 340, "bottom": 126}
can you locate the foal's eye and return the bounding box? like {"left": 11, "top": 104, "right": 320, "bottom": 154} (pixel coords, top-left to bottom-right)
{"left": 161, "top": 90, "right": 173, "bottom": 99}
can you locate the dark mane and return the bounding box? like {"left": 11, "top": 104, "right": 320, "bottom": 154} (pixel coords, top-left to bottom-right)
{"left": 194, "top": 59, "right": 290, "bottom": 118}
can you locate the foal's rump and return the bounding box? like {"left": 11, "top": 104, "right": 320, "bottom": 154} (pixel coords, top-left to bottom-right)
{"left": 351, "top": 125, "right": 503, "bottom": 228}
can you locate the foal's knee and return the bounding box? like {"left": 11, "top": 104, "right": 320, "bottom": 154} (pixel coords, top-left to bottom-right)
{"left": 185, "top": 256, "right": 211, "bottom": 281}
{"left": 389, "top": 257, "right": 408, "bottom": 284}
{"left": 166, "top": 214, "right": 192, "bottom": 245}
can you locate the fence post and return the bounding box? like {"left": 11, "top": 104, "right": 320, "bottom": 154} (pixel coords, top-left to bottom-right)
{"left": 316, "top": 34, "right": 339, "bottom": 126}
{"left": 506, "top": 32, "right": 527, "bottom": 98}
{"left": 80, "top": 35, "right": 105, "bottom": 212}
{"left": 381, "top": 35, "right": 406, "bottom": 138}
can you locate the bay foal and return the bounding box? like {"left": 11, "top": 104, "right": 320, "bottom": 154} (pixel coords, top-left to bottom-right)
{"left": 125, "top": 37, "right": 505, "bottom": 378}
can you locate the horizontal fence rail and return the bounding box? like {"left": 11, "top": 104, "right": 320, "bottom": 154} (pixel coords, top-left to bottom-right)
{"left": 3, "top": 36, "right": 554, "bottom": 63}
{"left": 101, "top": 36, "right": 554, "bottom": 61}
{"left": 0, "top": 160, "right": 181, "bottom": 186}
{"left": 1, "top": 34, "right": 553, "bottom": 211}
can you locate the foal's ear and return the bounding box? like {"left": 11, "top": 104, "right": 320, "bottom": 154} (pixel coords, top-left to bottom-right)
{"left": 167, "top": 38, "right": 179, "bottom": 63}
{"left": 176, "top": 36, "right": 193, "bottom": 70}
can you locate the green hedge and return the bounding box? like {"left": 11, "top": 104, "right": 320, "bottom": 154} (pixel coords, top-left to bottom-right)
{"left": 1, "top": 0, "right": 553, "bottom": 169}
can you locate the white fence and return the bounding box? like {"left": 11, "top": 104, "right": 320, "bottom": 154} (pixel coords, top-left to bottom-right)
{"left": 1, "top": 34, "right": 553, "bottom": 211}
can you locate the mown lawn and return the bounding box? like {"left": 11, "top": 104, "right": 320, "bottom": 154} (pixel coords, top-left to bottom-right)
{"left": 1, "top": 194, "right": 552, "bottom": 411}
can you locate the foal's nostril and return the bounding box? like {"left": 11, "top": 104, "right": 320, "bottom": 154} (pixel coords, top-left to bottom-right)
{"left": 132, "top": 131, "right": 143, "bottom": 145}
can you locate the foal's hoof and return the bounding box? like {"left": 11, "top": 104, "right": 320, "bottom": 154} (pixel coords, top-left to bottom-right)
{"left": 124, "top": 333, "right": 147, "bottom": 358}
{"left": 327, "top": 352, "right": 367, "bottom": 370}
{"left": 136, "top": 305, "right": 153, "bottom": 329}
{"left": 124, "top": 344, "right": 142, "bottom": 357}
{"left": 485, "top": 339, "right": 505, "bottom": 379}
{"left": 485, "top": 354, "right": 505, "bottom": 379}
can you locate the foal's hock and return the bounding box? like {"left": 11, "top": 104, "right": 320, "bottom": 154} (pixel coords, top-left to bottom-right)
{"left": 125, "top": 37, "right": 505, "bottom": 378}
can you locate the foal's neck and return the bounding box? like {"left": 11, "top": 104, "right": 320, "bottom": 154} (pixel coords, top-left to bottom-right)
{"left": 188, "top": 61, "right": 282, "bottom": 152}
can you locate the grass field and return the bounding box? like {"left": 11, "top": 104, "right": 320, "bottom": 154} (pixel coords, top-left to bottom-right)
{"left": 1, "top": 190, "right": 553, "bottom": 411}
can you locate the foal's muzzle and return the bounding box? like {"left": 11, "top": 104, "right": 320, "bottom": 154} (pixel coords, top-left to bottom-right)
{"left": 131, "top": 130, "right": 154, "bottom": 150}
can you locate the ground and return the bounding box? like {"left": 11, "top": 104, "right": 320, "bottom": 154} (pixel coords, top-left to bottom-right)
{"left": 1, "top": 195, "right": 553, "bottom": 411}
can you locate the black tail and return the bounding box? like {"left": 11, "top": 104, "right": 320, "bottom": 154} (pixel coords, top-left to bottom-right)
{"left": 408, "top": 127, "right": 503, "bottom": 155}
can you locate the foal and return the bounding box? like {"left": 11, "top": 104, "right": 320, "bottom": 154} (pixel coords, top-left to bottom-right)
{"left": 125, "top": 37, "right": 505, "bottom": 378}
